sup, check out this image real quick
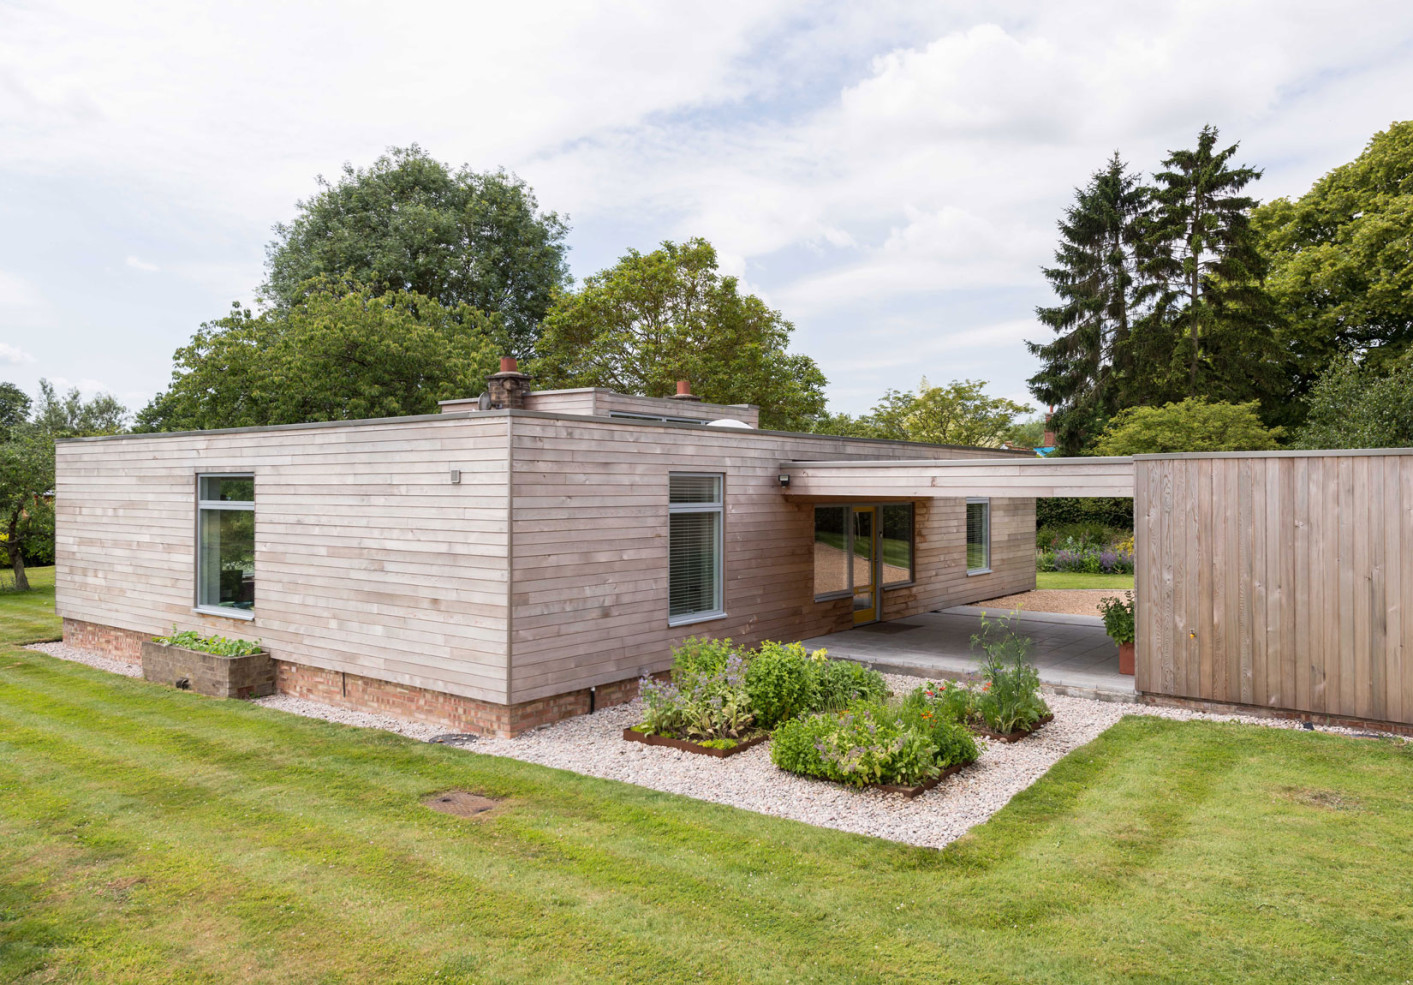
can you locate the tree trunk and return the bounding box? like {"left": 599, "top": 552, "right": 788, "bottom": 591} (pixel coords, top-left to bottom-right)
{"left": 5, "top": 512, "right": 28, "bottom": 593}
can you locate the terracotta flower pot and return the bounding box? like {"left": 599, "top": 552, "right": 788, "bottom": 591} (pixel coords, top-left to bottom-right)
{"left": 1118, "top": 641, "right": 1135, "bottom": 676}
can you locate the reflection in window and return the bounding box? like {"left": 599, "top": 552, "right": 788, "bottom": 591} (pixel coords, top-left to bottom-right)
{"left": 880, "top": 504, "right": 914, "bottom": 586}
{"left": 812, "top": 506, "right": 848, "bottom": 596}
{"left": 197, "top": 475, "right": 255, "bottom": 612}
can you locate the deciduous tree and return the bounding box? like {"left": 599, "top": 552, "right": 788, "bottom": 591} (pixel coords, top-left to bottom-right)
{"left": 137, "top": 283, "right": 498, "bottom": 432}
{"left": 1090, "top": 398, "right": 1282, "bottom": 456}
{"left": 534, "top": 239, "right": 828, "bottom": 431}
{"left": 264, "top": 146, "right": 570, "bottom": 357}
{"left": 1292, "top": 357, "right": 1413, "bottom": 450}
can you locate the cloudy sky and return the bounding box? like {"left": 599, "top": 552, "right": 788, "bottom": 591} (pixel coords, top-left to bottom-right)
{"left": 2, "top": 1, "right": 1410, "bottom": 418}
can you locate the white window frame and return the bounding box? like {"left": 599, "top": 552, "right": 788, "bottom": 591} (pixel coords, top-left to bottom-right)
{"left": 966, "top": 497, "right": 991, "bottom": 576}
{"left": 667, "top": 472, "right": 726, "bottom": 626}
{"left": 195, "top": 472, "right": 256, "bottom": 620}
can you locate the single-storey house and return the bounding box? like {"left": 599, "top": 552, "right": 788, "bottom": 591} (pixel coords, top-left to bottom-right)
{"left": 55, "top": 362, "right": 1042, "bottom": 735}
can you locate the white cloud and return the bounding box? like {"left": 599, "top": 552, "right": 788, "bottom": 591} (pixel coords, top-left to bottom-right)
{"left": 125, "top": 255, "right": 159, "bottom": 272}
{"left": 0, "top": 342, "right": 36, "bottom": 365}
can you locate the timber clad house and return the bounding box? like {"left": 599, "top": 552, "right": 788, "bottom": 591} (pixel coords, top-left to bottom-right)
{"left": 55, "top": 365, "right": 1038, "bottom": 736}
{"left": 56, "top": 361, "right": 1413, "bottom": 735}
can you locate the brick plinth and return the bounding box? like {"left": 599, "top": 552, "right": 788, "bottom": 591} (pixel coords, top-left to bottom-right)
{"left": 274, "top": 661, "right": 661, "bottom": 738}
{"left": 62, "top": 619, "right": 148, "bottom": 665}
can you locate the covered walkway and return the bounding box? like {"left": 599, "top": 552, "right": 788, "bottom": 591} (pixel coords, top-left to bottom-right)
{"left": 804, "top": 606, "right": 1133, "bottom": 698}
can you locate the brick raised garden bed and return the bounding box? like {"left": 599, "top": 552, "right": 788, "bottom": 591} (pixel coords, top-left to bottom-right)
{"left": 140, "top": 641, "right": 274, "bottom": 699}
{"left": 974, "top": 713, "right": 1055, "bottom": 744}
{"left": 622, "top": 728, "right": 769, "bottom": 758}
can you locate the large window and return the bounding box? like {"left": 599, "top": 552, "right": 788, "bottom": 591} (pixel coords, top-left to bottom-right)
{"left": 668, "top": 473, "right": 723, "bottom": 624}
{"left": 966, "top": 498, "right": 990, "bottom": 575}
{"left": 814, "top": 504, "right": 914, "bottom": 599}
{"left": 197, "top": 474, "right": 255, "bottom": 617}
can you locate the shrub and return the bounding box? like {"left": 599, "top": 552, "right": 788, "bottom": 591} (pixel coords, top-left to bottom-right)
{"left": 1037, "top": 535, "right": 1134, "bottom": 574}
{"left": 745, "top": 641, "right": 817, "bottom": 729}
{"left": 1035, "top": 496, "right": 1133, "bottom": 532}
{"left": 771, "top": 694, "right": 979, "bottom": 788}
{"left": 811, "top": 656, "right": 889, "bottom": 712}
{"left": 639, "top": 643, "right": 755, "bottom": 742}
{"left": 1099, "top": 591, "right": 1136, "bottom": 645}
{"left": 151, "top": 628, "right": 264, "bottom": 657}
{"left": 970, "top": 612, "right": 1050, "bottom": 735}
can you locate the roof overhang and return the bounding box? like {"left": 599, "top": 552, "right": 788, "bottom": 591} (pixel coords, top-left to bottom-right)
{"left": 779, "top": 456, "right": 1135, "bottom": 499}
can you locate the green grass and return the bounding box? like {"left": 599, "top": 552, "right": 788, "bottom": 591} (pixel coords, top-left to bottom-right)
{"left": 1036, "top": 570, "right": 1135, "bottom": 590}
{"left": 2, "top": 638, "right": 1412, "bottom": 983}
{"left": 0, "top": 565, "right": 60, "bottom": 644}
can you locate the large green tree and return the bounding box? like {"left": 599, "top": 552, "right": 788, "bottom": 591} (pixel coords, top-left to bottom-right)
{"left": 137, "top": 283, "right": 498, "bottom": 432}
{"left": 1, "top": 381, "right": 127, "bottom": 590}
{"left": 1292, "top": 357, "right": 1413, "bottom": 449}
{"left": 1128, "top": 126, "right": 1283, "bottom": 408}
{"left": 264, "top": 146, "right": 570, "bottom": 358}
{"left": 814, "top": 379, "right": 1033, "bottom": 448}
{"left": 1028, "top": 153, "right": 1147, "bottom": 454}
{"left": 533, "top": 238, "right": 828, "bottom": 431}
{"left": 1253, "top": 121, "right": 1413, "bottom": 399}
{"left": 0, "top": 382, "right": 31, "bottom": 441}
{"left": 1090, "top": 398, "right": 1283, "bottom": 456}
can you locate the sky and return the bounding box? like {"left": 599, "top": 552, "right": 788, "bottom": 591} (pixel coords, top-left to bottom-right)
{"left": 2, "top": 1, "right": 1411, "bottom": 419}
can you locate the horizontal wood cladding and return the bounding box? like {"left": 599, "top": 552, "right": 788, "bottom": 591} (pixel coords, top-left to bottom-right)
{"left": 782, "top": 458, "right": 1135, "bottom": 499}
{"left": 55, "top": 415, "right": 512, "bottom": 703}
{"left": 1137, "top": 453, "right": 1413, "bottom": 726}
{"left": 506, "top": 417, "right": 1036, "bottom": 703}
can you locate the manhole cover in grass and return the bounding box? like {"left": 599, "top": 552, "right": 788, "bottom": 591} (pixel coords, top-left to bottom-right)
{"left": 429, "top": 733, "right": 480, "bottom": 747}
{"left": 424, "top": 790, "right": 499, "bottom": 818}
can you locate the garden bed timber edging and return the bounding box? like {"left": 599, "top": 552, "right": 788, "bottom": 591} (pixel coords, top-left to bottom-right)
{"left": 140, "top": 641, "right": 274, "bottom": 699}
{"left": 622, "top": 728, "right": 769, "bottom": 758}
{"left": 873, "top": 762, "right": 971, "bottom": 798}
{"left": 973, "top": 713, "right": 1054, "bottom": 744}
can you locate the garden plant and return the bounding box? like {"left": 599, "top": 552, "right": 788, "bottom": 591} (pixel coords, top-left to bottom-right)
{"left": 152, "top": 627, "right": 265, "bottom": 657}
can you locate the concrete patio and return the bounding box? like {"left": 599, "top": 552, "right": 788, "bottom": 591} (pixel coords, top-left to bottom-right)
{"left": 805, "top": 606, "right": 1133, "bottom": 698}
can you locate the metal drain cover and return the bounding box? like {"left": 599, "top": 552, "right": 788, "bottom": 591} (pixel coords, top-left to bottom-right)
{"left": 423, "top": 790, "right": 498, "bottom": 818}
{"left": 429, "top": 733, "right": 480, "bottom": 747}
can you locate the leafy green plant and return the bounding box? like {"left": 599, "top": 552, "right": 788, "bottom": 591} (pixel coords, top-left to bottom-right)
{"left": 744, "top": 641, "right": 817, "bottom": 729}
{"left": 810, "top": 654, "right": 888, "bottom": 713}
{"left": 638, "top": 639, "right": 756, "bottom": 743}
{"left": 970, "top": 612, "right": 1051, "bottom": 735}
{"left": 771, "top": 693, "right": 980, "bottom": 788}
{"left": 1099, "top": 592, "right": 1136, "bottom": 645}
{"left": 152, "top": 627, "right": 263, "bottom": 657}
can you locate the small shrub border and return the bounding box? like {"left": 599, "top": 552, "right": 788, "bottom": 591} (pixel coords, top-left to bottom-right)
{"left": 151, "top": 627, "right": 264, "bottom": 657}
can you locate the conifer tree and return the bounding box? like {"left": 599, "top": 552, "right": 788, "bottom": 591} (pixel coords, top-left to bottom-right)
{"left": 1027, "top": 153, "right": 1146, "bottom": 453}
{"left": 1128, "top": 126, "right": 1281, "bottom": 407}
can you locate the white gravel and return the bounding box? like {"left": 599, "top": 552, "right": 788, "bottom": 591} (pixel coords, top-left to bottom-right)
{"left": 25, "top": 641, "right": 143, "bottom": 678}
{"left": 28, "top": 643, "right": 1400, "bottom": 850}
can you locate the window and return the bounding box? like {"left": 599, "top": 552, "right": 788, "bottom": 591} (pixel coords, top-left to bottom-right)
{"left": 668, "top": 473, "right": 723, "bottom": 624}
{"left": 966, "top": 498, "right": 990, "bottom": 575}
{"left": 880, "top": 504, "right": 914, "bottom": 586}
{"left": 197, "top": 474, "right": 255, "bottom": 617}
{"left": 814, "top": 504, "right": 914, "bottom": 599}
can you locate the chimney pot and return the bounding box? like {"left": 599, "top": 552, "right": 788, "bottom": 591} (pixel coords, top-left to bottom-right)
{"left": 670, "top": 379, "right": 702, "bottom": 403}
{"left": 487, "top": 356, "right": 532, "bottom": 410}
{"left": 500, "top": 356, "right": 519, "bottom": 374}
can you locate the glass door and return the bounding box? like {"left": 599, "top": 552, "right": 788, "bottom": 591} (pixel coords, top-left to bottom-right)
{"left": 851, "top": 507, "right": 879, "bottom": 625}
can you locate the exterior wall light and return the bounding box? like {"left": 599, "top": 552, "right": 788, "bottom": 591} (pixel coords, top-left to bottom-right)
{"left": 778, "top": 474, "right": 791, "bottom": 488}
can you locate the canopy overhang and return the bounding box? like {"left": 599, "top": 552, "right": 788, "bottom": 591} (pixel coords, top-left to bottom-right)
{"left": 779, "top": 457, "right": 1136, "bottom": 499}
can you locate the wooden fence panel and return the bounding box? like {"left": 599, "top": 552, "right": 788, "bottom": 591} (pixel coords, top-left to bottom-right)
{"left": 1136, "top": 450, "right": 1413, "bottom": 727}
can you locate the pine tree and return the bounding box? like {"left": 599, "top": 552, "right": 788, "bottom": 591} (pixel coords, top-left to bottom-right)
{"left": 1128, "top": 125, "right": 1281, "bottom": 407}
{"left": 1027, "top": 153, "right": 1146, "bottom": 453}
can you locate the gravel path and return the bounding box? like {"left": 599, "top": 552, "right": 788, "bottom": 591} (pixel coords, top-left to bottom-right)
{"left": 29, "top": 642, "right": 1396, "bottom": 850}
{"left": 25, "top": 641, "right": 143, "bottom": 678}
{"left": 977, "top": 588, "right": 1122, "bottom": 617}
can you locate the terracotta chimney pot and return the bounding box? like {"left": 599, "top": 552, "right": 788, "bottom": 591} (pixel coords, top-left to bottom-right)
{"left": 670, "top": 379, "right": 703, "bottom": 402}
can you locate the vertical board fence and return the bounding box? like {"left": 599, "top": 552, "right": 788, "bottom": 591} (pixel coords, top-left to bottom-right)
{"left": 1136, "top": 450, "right": 1412, "bottom": 727}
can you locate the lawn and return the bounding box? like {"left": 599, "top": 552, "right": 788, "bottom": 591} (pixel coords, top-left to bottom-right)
{"left": 0, "top": 565, "right": 59, "bottom": 644}
{"left": 1036, "top": 570, "right": 1135, "bottom": 590}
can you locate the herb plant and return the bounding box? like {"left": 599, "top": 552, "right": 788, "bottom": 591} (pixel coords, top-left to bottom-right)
{"left": 970, "top": 612, "right": 1050, "bottom": 735}
{"left": 152, "top": 627, "right": 264, "bottom": 657}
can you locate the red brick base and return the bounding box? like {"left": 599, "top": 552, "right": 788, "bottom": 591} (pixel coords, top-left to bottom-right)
{"left": 1137, "top": 691, "right": 1413, "bottom": 737}
{"left": 65, "top": 618, "right": 657, "bottom": 738}
{"left": 273, "top": 662, "right": 652, "bottom": 738}
{"left": 62, "top": 619, "right": 147, "bottom": 666}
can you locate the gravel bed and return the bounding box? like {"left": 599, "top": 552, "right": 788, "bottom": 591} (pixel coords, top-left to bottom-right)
{"left": 25, "top": 641, "right": 143, "bottom": 678}
{"left": 976, "top": 588, "right": 1121, "bottom": 617}
{"left": 27, "top": 643, "right": 1400, "bottom": 849}
{"left": 253, "top": 694, "right": 446, "bottom": 742}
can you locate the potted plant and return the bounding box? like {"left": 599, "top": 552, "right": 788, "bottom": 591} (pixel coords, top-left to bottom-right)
{"left": 1098, "top": 592, "right": 1136, "bottom": 675}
